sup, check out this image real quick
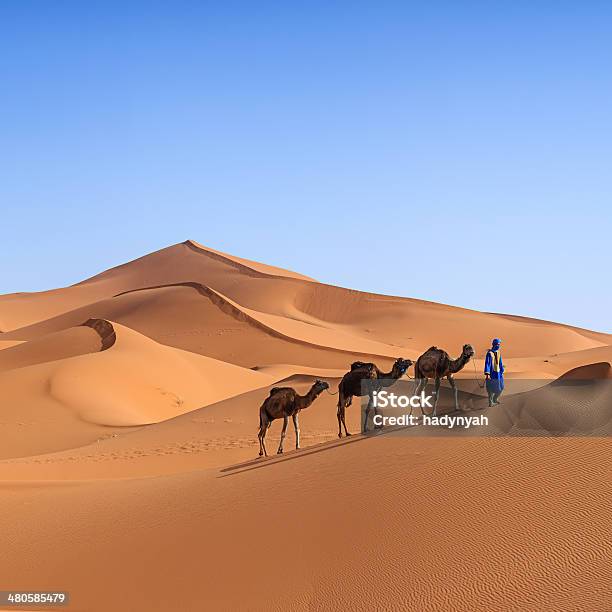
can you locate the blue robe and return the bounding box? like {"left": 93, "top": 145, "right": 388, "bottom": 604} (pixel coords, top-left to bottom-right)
{"left": 484, "top": 349, "right": 504, "bottom": 394}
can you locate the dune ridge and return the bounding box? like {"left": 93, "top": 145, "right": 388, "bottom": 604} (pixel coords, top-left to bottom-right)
{"left": 115, "top": 281, "right": 405, "bottom": 358}
{"left": 0, "top": 325, "right": 108, "bottom": 373}
{"left": 183, "top": 239, "right": 316, "bottom": 281}
{"left": 82, "top": 317, "right": 117, "bottom": 350}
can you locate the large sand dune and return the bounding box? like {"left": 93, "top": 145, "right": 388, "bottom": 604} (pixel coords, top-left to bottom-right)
{"left": 0, "top": 319, "right": 273, "bottom": 458}
{"left": 0, "top": 241, "right": 610, "bottom": 610}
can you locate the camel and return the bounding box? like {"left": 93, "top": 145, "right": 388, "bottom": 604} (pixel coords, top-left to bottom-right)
{"left": 337, "top": 358, "right": 413, "bottom": 437}
{"left": 258, "top": 379, "right": 329, "bottom": 457}
{"left": 414, "top": 344, "right": 475, "bottom": 415}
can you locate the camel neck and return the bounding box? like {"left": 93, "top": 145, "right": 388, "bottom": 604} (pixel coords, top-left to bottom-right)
{"left": 298, "top": 386, "right": 319, "bottom": 407}
{"left": 449, "top": 353, "right": 470, "bottom": 373}
{"left": 382, "top": 366, "right": 401, "bottom": 379}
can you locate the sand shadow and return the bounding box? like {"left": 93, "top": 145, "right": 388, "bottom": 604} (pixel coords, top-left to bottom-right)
{"left": 218, "top": 426, "right": 409, "bottom": 478}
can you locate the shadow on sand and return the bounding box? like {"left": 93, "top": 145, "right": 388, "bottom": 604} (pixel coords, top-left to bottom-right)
{"left": 217, "top": 426, "right": 407, "bottom": 478}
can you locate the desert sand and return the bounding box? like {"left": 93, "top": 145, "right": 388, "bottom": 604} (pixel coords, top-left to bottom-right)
{"left": 0, "top": 241, "right": 610, "bottom": 611}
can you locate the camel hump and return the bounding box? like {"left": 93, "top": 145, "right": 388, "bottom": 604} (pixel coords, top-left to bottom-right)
{"left": 269, "top": 387, "right": 287, "bottom": 395}
{"left": 351, "top": 361, "right": 375, "bottom": 371}
{"left": 427, "top": 346, "right": 438, "bottom": 352}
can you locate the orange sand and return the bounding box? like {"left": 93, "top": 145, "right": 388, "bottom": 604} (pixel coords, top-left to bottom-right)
{"left": 0, "top": 241, "right": 609, "bottom": 611}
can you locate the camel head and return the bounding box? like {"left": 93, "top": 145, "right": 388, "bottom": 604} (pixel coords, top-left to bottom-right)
{"left": 462, "top": 344, "right": 475, "bottom": 359}
{"left": 393, "top": 358, "right": 413, "bottom": 376}
{"left": 312, "top": 379, "right": 330, "bottom": 395}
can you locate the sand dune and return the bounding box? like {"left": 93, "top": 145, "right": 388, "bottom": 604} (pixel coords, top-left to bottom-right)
{"left": 2, "top": 241, "right": 608, "bottom": 359}
{"left": 0, "top": 376, "right": 347, "bottom": 479}
{"left": 558, "top": 361, "right": 612, "bottom": 379}
{"left": 0, "top": 319, "right": 273, "bottom": 458}
{"left": 0, "top": 241, "right": 609, "bottom": 611}
{"left": 0, "top": 323, "right": 107, "bottom": 372}
{"left": 48, "top": 320, "right": 273, "bottom": 427}
{"left": 1, "top": 284, "right": 395, "bottom": 370}
{"left": 0, "top": 240, "right": 311, "bottom": 331}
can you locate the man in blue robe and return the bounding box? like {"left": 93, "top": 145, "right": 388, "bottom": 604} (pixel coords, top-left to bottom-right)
{"left": 484, "top": 338, "right": 504, "bottom": 406}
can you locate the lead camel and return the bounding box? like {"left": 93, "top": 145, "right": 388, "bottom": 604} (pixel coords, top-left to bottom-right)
{"left": 414, "top": 344, "right": 474, "bottom": 415}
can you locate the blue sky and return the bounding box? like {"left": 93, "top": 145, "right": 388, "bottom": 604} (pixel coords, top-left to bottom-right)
{"left": 1, "top": 2, "right": 610, "bottom": 332}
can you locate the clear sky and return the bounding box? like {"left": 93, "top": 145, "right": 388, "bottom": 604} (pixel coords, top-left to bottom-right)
{"left": 1, "top": 2, "right": 610, "bottom": 332}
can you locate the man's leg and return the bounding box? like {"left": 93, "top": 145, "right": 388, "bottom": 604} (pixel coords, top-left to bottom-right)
{"left": 494, "top": 383, "right": 504, "bottom": 404}
{"left": 491, "top": 378, "right": 503, "bottom": 405}
{"left": 486, "top": 380, "right": 495, "bottom": 407}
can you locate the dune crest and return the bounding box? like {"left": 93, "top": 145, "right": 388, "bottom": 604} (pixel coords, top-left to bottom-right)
{"left": 82, "top": 317, "right": 117, "bottom": 350}
{"left": 183, "top": 239, "right": 316, "bottom": 281}
{"left": 557, "top": 361, "right": 612, "bottom": 380}
{"left": 0, "top": 324, "right": 108, "bottom": 373}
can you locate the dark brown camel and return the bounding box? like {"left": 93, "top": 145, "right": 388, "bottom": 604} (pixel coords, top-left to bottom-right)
{"left": 414, "top": 344, "right": 475, "bottom": 415}
{"left": 337, "top": 358, "right": 413, "bottom": 437}
{"left": 258, "top": 379, "right": 329, "bottom": 457}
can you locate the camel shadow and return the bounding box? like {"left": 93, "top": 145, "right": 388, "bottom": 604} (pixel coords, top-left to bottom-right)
{"left": 218, "top": 427, "right": 401, "bottom": 478}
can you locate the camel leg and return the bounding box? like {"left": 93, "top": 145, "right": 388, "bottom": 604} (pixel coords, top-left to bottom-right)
{"left": 415, "top": 378, "right": 427, "bottom": 415}
{"left": 447, "top": 374, "right": 459, "bottom": 412}
{"left": 258, "top": 427, "right": 265, "bottom": 457}
{"left": 363, "top": 394, "right": 374, "bottom": 433}
{"left": 293, "top": 413, "right": 300, "bottom": 449}
{"left": 264, "top": 422, "right": 272, "bottom": 456}
{"left": 338, "top": 393, "right": 351, "bottom": 438}
{"left": 341, "top": 405, "right": 351, "bottom": 437}
{"left": 433, "top": 377, "right": 441, "bottom": 416}
{"left": 277, "top": 415, "right": 288, "bottom": 454}
{"left": 373, "top": 391, "right": 383, "bottom": 429}
{"left": 258, "top": 414, "right": 269, "bottom": 457}
{"left": 337, "top": 393, "right": 345, "bottom": 438}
